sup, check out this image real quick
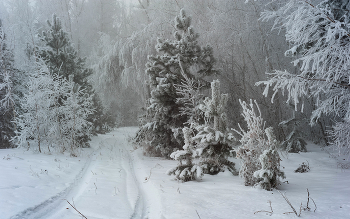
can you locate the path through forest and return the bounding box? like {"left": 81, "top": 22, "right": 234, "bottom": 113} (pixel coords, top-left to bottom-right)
{"left": 9, "top": 128, "right": 161, "bottom": 219}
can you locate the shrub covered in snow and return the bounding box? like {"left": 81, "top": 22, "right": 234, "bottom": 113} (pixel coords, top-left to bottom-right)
{"left": 234, "top": 99, "right": 267, "bottom": 186}
{"left": 234, "top": 100, "right": 285, "bottom": 189}
{"left": 295, "top": 161, "right": 310, "bottom": 173}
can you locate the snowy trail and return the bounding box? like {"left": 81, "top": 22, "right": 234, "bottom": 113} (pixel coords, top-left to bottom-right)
{"left": 3, "top": 128, "right": 350, "bottom": 218}
{"left": 8, "top": 128, "right": 157, "bottom": 219}
{"left": 9, "top": 150, "right": 95, "bottom": 219}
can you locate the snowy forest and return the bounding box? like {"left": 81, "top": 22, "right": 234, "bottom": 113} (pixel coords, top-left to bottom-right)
{"left": 0, "top": 0, "right": 350, "bottom": 218}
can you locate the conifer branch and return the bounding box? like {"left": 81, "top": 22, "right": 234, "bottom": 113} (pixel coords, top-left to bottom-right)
{"left": 296, "top": 75, "right": 350, "bottom": 89}
{"left": 302, "top": 0, "right": 350, "bottom": 38}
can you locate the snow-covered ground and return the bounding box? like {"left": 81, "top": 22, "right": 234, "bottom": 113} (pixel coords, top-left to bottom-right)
{"left": 1, "top": 127, "right": 349, "bottom": 219}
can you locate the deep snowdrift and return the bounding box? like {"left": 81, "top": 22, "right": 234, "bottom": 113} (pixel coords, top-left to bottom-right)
{"left": 1, "top": 127, "right": 349, "bottom": 219}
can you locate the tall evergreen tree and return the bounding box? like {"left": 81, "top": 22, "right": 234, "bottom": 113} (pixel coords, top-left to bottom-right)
{"left": 40, "top": 14, "right": 91, "bottom": 91}
{"left": 135, "top": 9, "right": 218, "bottom": 157}
{"left": 40, "top": 14, "right": 109, "bottom": 137}
{"left": 0, "top": 19, "right": 22, "bottom": 148}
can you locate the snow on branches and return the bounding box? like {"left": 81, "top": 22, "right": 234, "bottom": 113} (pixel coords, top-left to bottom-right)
{"left": 193, "top": 80, "right": 236, "bottom": 175}
{"left": 168, "top": 80, "right": 237, "bottom": 181}
{"left": 14, "top": 61, "right": 93, "bottom": 155}
{"left": 233, "top": 99, "right": 285, "bottom": 190}
{"left": 167, "top": 127, "right": 204, "bottom": 182}
{"left": 257, "top": 0, "right": 350, "bottom": 154}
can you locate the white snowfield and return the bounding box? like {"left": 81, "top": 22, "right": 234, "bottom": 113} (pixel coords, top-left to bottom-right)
{"left": 1, "top": 127, "right": 349, "bottom": 219}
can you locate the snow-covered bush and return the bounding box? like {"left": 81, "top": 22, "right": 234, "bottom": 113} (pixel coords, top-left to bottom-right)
{"left": 233, "top": 99, "right": 266, "bottom": 186}
{"left": 256, "top": 0, "right": 350, "bottom": 154}
{"left": 58, "top": 76, "right": 94, "bottom": 152}
{"left": 14, "top": 62, "right": 93, "bottom": 154}
{"left": 234, "top": 100, "right": 285, "bottom": 189}
{"left": 295, "top": 161, "right": 310, "bottom": 173}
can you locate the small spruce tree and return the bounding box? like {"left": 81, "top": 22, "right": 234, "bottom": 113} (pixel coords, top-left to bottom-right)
{"left": 192, "top": 80, "right": 237, "bottom": 175}
{"left": 168, "top": 80, "right": 237, "bottom": 181}
{"left": 167, "top": 127, "right": 204, "bottom": 182}
{"left": 234, "top": 100, "right": 285, "bottom": 189}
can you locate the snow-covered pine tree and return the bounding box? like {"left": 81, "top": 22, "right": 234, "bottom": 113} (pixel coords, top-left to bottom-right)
{"left": 192, "top": 80, "right": 237, "bottom": 175}
{"left": 234, "top": 99, "right": 284, "bottom": 188}
{"left": 135, "top": 9, "right": 218, "bottom": 157}
{"left": 0, "top": 19, "right": 22, "bottom": 148}
{"left": 40, "top": 14, "right": 104, "bottom": 138}
{"left": 166, "top": 65, "right": 206, "bottom": 181}
{"left": 40, "top": 14, "right": 90, "bottom": 87}
{"left": 256, "top": 0, "right": 350, "bottom": 154}
{"left": 168, "top": 80, "right": 236, "bottom": 181}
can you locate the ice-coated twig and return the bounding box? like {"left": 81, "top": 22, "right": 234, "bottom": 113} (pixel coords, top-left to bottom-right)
{"left": 278, "top": 190, "right": 299, "bottom": 217}
{"left": 65, "top": 199, "right": 87, "bottom": 219}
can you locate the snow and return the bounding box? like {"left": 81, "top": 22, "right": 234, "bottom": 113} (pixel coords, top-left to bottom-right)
{"left": 1, "top": 127, "right": 350, "bottom": 219}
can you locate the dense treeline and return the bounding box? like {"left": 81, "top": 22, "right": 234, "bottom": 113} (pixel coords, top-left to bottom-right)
{"left": 0, "top": 0, "right": 348, "bottom": 166}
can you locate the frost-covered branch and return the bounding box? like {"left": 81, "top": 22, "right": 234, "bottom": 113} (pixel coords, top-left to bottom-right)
{"left": 258, "top": 0, "right": 350, "bottom": 151}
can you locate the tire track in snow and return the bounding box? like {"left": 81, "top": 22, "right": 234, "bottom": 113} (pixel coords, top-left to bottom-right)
{"left": 122, "top": 145, "right": 145, "bottom": 219}
{"left": 119, "top": 129, "right": 163, "bottom": 219}
{"left": 9, "top": 128, "right": 159, "bottom": 219}
{"left": 9, "top": 149, "right": 95, "bottom": 219}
